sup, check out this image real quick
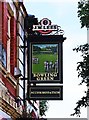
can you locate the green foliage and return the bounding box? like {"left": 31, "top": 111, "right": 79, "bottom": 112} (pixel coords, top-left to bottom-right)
{"left": 39, "top": 100, "right": 48, "bottom": 117}
{"left": 73, "top": 44, "right": 89, "bottom": 86}
{"left": 71, "top": 44, "right": 89, "bottom": 117}
{"left": 33, "top": 46, "right": 41, "bottom": 52}
{"left": 24, "top": 15, "right": 41, "bottom": 35}
{"left": 71, "top": 0, "right": 89, "bottom": 117}
{"left": 77, "top": 0, "right": 89, "bottom": 28}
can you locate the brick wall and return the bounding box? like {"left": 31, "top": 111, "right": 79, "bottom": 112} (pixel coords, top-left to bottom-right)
{"left": 1, "top": 2, "right": 17, "bottom": 97}
{"left": 2, "top": 75, "right": 16, "bottom": 97}
{"left": 10, "top": 16, "right": 17, "bottom": 75}
{"left": 2, "top": 2, "right": 7, "bottom": 50}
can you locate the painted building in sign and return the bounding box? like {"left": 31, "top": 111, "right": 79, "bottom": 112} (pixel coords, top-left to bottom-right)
{"left": 0, "top": 0, "right": 39, "bottom": 119}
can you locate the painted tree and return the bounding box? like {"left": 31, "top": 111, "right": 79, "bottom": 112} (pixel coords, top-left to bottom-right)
{"left": 71, "top": 0, "right": 89, "bottom": 117}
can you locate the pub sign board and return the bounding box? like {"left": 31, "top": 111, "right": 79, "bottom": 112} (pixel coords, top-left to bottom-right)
{"left": 27, "top": 85, "right": 63, "bottom": 100}
{"left": 27, "top": 35, "right": 66, "bottom": 83}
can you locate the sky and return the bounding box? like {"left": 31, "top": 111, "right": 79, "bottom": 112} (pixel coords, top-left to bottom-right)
{"left": 24, "top": 0, "right": 87, "bottom": 118}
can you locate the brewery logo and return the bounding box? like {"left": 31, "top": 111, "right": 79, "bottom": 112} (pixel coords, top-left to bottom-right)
{"left": 33, "top": 18, "right": 58, "bottom": 34}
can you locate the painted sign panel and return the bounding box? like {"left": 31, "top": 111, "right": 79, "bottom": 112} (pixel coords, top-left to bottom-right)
{"left": 28, "top": 85, "right": 63, "bottom": 100}
{"left": 32, "top": 44, "right": 58, "bottom": 81}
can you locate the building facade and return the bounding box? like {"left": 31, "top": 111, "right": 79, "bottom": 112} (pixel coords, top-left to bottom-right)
{"left": 0, "top": 1, "right": 39, "bottom": 119}
{"left": 0, "top": 1, "right": 26, "bottom": 119}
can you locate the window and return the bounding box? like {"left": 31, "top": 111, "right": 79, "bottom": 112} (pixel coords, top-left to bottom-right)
{"left": 0, "top": 42, "right": 6, "bottom": 68}
{"left": 7, "top": 14, "right": 11, "bottom": 38}
{"left": 7, "top": 13, "right": 11, "bottom": 72}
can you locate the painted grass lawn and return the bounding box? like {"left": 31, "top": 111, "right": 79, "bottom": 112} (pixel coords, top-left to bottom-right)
{"left": 32, "top": 53, "right": 58, "bottom": 73}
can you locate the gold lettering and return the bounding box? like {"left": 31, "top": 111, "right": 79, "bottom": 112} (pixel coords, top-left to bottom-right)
{"left": 54, "top": 73, "right": 57, "bottom": 77}
{"left": 40, "top": 74, "right": 43, "bottom": 77}
{"left": 33, "top": 73, "right": 58, "bottom": 81}
{"left": 41, "top": 77, "right": 44, "bottom": 80}
{"left": 50, "top": 73, "right": 53, "bottom": 77}
{"left": 44, "top": 77, "right": 47, "bottom": 80}
{"left": 50, "top": 77, "right": 54, "bottom": 80}
{"left": 31, "top": 91, "right": 60, "bottom": 94}
{"left": 37, "top": 77, "right": 40, "bottom": 80}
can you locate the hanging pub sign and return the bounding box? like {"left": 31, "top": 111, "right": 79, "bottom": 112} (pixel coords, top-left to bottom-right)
{"left": 28, "top": 85, "right": 63, "bottom": 100}
{"left": 27, "top": 35, "right": 66, "bottom": 83}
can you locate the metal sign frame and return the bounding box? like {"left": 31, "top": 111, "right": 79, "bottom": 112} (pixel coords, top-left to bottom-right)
{"left": 27, "top": 85, "right": 63, "bottom": 100}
